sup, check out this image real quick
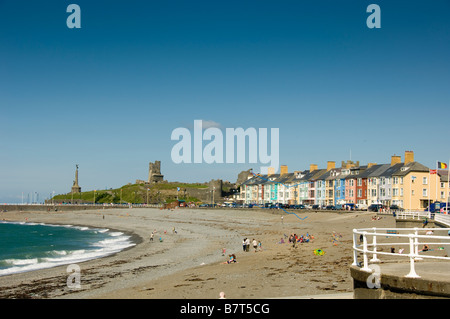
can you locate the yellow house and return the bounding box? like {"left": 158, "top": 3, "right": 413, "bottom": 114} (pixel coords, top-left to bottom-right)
{"left": 392, "top": 161, "right": 448, "bottom": 211}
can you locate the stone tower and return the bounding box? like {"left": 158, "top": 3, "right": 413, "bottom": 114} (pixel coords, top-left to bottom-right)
{"left": 148, "top": 161, "right": 164, "bottom": 183}
{"left": 71, "top": 164, "right": 81, "bottom": 193}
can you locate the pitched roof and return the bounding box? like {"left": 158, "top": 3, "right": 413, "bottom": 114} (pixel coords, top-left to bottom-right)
{"left": 438, "top": 170, "right": 449, "bottom": 182}
{"left": 344, "top": 166, "right": 368, "bottom": 179}
{"left": 310, "top": 169, "right": 327, "bottom": 181}
{"left": 359, "top": 164, "right": 384, "bottom": 178}
{"left": 367, "top": 164, "right": 391, "bottom": 178}
{"left": 325, "top": 167, "right": 342, "bottom": 180}
{"left": 392, "top": 162, "right": 430, "bottom": 176}
{"left": 379, "top": 163, "right": 404, "bottom": 177}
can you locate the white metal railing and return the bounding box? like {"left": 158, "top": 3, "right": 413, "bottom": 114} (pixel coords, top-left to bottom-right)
{"left": 435, "top": 213, "right": 450, "bottom": 227}
{"left": 395, "top": 211, "right": 431, "bottom": 220}
{"left": 352, "top": 227, "right": 450, "bottom": 278}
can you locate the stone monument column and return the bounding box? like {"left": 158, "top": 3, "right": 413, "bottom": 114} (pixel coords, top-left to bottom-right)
{"left": 71, "top": 164, "right": 81, "bottom": 193}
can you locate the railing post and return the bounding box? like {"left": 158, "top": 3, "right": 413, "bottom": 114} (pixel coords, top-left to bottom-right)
{"left": 405, "top": 234, "right": 420, "bottom": 278}
{"left": 370, "top": 227, "right": 380, "bottom": 262}
{"left": 352, "top": 229, "right": 358, "bottom": 266}
{"left": 413, "top": 228, "right": 422, "bottom": 261}
{"left": 361, "top": 231, "right": 371, "bottom": 272}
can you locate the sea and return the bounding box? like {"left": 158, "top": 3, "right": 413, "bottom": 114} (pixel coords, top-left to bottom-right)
{"left": 0, "top": 221, "right": 135, "bottom": 276}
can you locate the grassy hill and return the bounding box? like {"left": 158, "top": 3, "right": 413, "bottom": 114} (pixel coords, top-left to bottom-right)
{"left": 52, "top": 182, "right": 207, "bottom": 204}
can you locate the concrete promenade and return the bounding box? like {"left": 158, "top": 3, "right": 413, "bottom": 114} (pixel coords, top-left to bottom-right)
{"left": 351, "top": 260, "right": 450, "bottom": 298}
{"left": 351, "top": 217, "right": 450, "bottom": 299}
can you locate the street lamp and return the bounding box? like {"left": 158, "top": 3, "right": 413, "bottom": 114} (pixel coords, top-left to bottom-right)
{"left": 94, "top": 190, "right": 96, "bottom": 205}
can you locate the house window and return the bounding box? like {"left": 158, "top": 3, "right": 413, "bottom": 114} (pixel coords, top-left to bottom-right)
{"left": 423, "top": 177, "right": 428, "bottom": 185}
{"left": 423, "top": 189, "right": 428, "bottom": 197}
{"left": 357, "top": 178, "right": 362, "bottom": 186}
{"left": 357, "top": 189, "right": 362, "bottom": 197}
{"left": 441, "top": 182, "right": 445, "bottom": 188}
{"left": 393, "top": 177, "right": 398, "bottom": 185}
{"left": 400, "top": 188, "right": 403, "bottom": 196}
{"left": 393, "top": 188, "right": 398, "bottom": 196}
{"left": 400, "top": 177, "right": 403, "bottom": 185}
{"left": 441, "top": 191, "right": 445, "bottom": 199}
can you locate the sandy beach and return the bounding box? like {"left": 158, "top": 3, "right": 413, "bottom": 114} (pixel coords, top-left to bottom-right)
{"left": 0, "top": 207, "right": 395, "bottom": 299}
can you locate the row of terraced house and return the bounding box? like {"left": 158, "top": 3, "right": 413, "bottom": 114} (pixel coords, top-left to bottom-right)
{"left": 240, "top": 151, "right": 450, "bottom": 211}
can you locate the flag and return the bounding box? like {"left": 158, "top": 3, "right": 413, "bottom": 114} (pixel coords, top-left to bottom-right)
{"left": 430, "top": 169, "right": 437, "bottom": 174}
{"left": 437, "top": 162, "right": 448, "bottom": 169}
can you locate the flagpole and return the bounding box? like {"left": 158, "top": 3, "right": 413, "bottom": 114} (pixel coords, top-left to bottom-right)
{"left": 410, "top": 175, "right": 412, "bottom": 212}
{"left": 447, "top": 159, "right": 450, "bottom": 214}
{"left": 428, "top": 169, "right": 431, "bottom": 213}
{"left": 436, "top": 161, "right": 438, "bottom": 211}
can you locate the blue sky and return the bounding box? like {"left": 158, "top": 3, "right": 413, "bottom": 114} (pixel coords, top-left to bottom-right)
{"left": 1, "top": 1, "right": 449, "bottom": 202}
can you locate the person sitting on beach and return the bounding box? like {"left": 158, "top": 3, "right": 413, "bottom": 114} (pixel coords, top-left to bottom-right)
{"left": 224, "top": 254, "right": 237, "bottom": 264}
{"left": 278, "top": 238, "right": 285, "bottom": 244}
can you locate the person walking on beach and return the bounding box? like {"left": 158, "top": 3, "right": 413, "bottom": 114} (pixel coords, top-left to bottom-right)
{"left": 242, "top": 238, "right": 247, "bottom": 252}
{"left": 252, "top": 239, "right": 258, "bottom": 252}
{"left": 245, "top": 238, "right": 250, "bottom": 252}
{"left": 150, "top": 232, "right": 154, "bottom": 242}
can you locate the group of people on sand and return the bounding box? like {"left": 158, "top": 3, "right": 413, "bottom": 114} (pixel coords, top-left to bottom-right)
{"left": 279, "top": 232, "right": 314, "bottom": 247}
{"left": 149, "top": 226, "right": 179, "bottom": 243}
{"left": 242, "top": 238, "right": 262, "bottom": 252}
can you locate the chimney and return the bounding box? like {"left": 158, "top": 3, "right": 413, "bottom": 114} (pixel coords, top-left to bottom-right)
{"left": 327, "top": 161, "right": 336, "bottom": 171}
{"left": 267, "top": 167, "right": 275, "bottom": 176}
{"left": 280, "top": 165, "right": 288, "bottom": 176}
{"left": 405, "top": 151, "right": 414, "bottom": 164}
{"left": 310, "top": 164, "right": 318, "bottom": 172}
{"left": 368, "top": 162, "right": 377, "bottom": 168}
{"left": 391, "top": 155, "right": 401, "bottom": 166}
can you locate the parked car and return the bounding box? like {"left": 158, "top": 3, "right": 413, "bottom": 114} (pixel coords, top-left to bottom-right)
{"left": 368, "top": 204, "right": 383, "bottom": 212}
{"left": 325, "top": 205, "right": 337, "bottom": 210}
{"left": 312, "top": 205, "right": 320, "bottom": 210}
{"left": 356, "top": 204, "right": 368, "bottom": 210}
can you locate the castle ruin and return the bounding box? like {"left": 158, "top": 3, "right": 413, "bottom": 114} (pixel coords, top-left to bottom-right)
{"left": 148, "top": 161, "right": 164, "bottom": 183}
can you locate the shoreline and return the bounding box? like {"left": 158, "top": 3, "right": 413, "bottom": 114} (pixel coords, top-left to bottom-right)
{"left": 0, "top": 219, "right": 142, "bottom": 278}
{"left": 0, "top": 208, "right": 396, "bottom": 299}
